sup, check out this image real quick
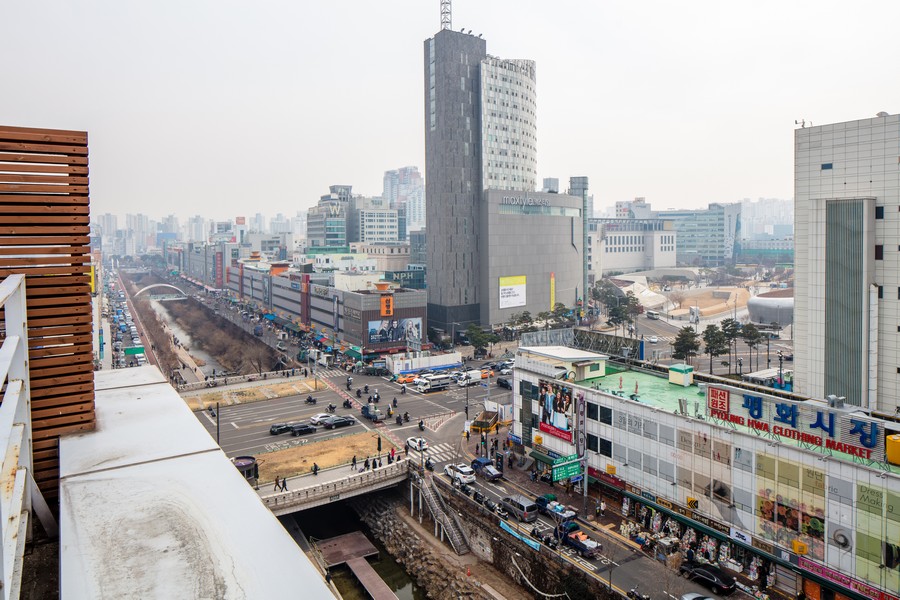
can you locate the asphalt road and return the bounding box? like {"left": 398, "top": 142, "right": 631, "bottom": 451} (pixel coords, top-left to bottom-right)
{"left": 193, "top": 366, "right": 512, "bottom": 458}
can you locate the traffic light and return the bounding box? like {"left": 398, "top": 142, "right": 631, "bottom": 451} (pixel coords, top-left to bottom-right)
{"left": 377, "top": 436, "right": 382, "bottom": 452}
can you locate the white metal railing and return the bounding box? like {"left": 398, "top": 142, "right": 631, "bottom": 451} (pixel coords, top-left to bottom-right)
{"left": 261, "top": 459, "right": 411, "bottom": 513}
{"left": 0, "top": 274, "right": 56, "bottom": 600}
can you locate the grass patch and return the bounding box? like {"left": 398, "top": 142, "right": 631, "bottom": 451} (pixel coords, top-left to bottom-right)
{"left": 258, "top": 431, "right": 399, "bottom": 483}
{"left": 182, "top": 380, "right": 315, "bottom": 410}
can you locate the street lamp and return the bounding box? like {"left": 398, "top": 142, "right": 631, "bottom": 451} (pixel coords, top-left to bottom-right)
{"left": 738, "top": 357, "right": 743, "bottom": 378}
{"left": 777, "top": 351, "right": 784, "bottom": 389}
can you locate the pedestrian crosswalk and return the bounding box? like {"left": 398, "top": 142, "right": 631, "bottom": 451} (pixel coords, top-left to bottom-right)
{"left": 315, "top": 368, "right": 348, "bottom": 378}
{"left": 423, "top": 442, "right": 460, "bottom": 464}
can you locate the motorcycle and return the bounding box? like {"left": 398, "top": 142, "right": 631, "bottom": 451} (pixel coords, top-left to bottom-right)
{"left": 356, "top": 389, "right": 362, "bottom": 399}
{"left": 364, "top": 385, "right": 369, "bottom": 394}
{"left": 628, "top": 587, "right": 650, "bottom": 600}
{"left": 395, "top": 415, "right": 403, "bottom": 425}
{"left": 424, "top": 458, "right": 435, "bottom": 471}
{"left": 392, "top": 398, "right": 398, "bottom": 408}
{"left": 326, "top": 404, "right": 336, "bottom": 413}
{"left": 401, "top": 385, "right": 406, "bottom": 394}
{"left": 342, "top": 399, "right": 352, "bottom": 409}
{"left": 403, "top": 412, "right": 410, "bottom": 423}
{"left": 418, "top": 420, "right": 425, "bottom": 432}
{"left": 346, "top": 382, "right": 351, "bottom": 391}
{"left": 305, "top": 396, "right": 317, "bottom": 405}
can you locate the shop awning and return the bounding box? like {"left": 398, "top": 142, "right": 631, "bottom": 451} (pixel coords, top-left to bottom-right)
{"left": 529, "top": 450, "right": 555, "bottom": 465}
{"left": 284, "top": 323, "right": 302, "bottom": 333}
{"left": 264, "top": 314, "right": 276, "bottom": 321}
{"left": 273, "top": 316, "right": 291, "bottom": 327}
{"left": 344, "top": 346, "right": 363, "bottom": 359}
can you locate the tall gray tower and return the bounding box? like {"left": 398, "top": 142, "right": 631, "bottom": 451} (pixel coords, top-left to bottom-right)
{"left": 424, "top": 28, "right": 537, "bottom": 333}
{"left": 424, "top": 30, "right": 487, "bottom": 332}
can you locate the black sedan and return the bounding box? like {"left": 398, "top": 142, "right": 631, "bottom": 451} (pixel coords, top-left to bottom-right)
{"left": 291, "top": 424, "right": 316, "bottom": 436}
{"left": 269, "top": 423, "right": 292, "bottom": 435}
{"left": 323, "top": 416, "right": 355, "bottom": 430}
{"left": 679, "top": 563, "right": 736, "bottom": 595}
{"left": 496, "top": 377, "right": 512, "bottom": 390}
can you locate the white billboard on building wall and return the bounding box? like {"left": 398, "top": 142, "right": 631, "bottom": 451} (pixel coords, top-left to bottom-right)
{"left": 499, "top": 275, "right": 526, "bottom": 309}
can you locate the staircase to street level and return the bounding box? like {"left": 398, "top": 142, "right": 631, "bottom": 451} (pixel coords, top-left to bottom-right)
{"left": 420, "top": 475, "right": 469, "bottom": 555}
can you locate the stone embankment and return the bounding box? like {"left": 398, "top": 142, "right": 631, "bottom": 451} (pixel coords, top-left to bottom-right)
{"left": 351, "top": 495, "right": 498, "bottom": 600}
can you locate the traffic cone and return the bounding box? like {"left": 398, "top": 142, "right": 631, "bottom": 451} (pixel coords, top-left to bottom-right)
{"left": 466, "top": 566, "right": 471, "bottom": 577}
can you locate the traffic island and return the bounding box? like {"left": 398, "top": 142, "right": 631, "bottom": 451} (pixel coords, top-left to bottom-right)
{"left": 257, "top": 431, "right": 398, "bottom": 483}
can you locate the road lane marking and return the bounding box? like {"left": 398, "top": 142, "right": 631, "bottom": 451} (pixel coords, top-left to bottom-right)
{"left": 232, "top": 422, "right": 239, "bottom": 429}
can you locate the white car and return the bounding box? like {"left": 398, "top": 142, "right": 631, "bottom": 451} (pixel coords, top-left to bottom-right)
{"left": 499, "top": 367, "right": 512, "bottom": 375}
{"left": 648, "top": 335, "right": 659, "bottom": 344}
{"left": 309, "top": 413, "right": 332, "bottom": 425}
{"left": 406, "top": 437, "right": 429, "bottom": 452}
{"left": 444, "top": 463, "right": 476, "bottom": 484}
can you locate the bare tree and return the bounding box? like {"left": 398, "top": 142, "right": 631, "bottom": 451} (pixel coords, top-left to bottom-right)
{"left": 669, "top": 290, "right": 686, "bottom": 310}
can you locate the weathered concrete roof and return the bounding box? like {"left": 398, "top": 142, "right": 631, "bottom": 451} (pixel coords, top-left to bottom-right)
{"left": 59, "top": 366, "right": 333, "bottom": 599}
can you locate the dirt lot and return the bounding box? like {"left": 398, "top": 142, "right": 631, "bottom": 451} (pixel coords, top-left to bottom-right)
{"left": 182, "top": 379, "right": 315, "bottom": 411}
{"left": 258, "top": 431, "right": 398, "bottom": 482}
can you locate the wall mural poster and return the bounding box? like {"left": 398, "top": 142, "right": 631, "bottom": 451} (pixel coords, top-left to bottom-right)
{"left": 755, "top": 456, "right": 825, "bottom": 561}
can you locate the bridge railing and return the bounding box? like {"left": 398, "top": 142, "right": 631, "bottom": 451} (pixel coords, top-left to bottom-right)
{"left": 262, "top": 459, "right": 411, "bottom": 512}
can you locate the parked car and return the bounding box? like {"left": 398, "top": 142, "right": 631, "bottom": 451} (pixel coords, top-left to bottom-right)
{"left": 679, "top": 563, "right": 736, "bottom": 595}
{"left": 499, "top": 367, "right": 512, "bottom": 375}
{"left": 269, "top": 423, "right": 292, "bottom": 435}
{"left": 496, "top": 377, "right": 512, "bottom": 390}
{"left": 323, "top": 416, "right": 355, "bottom": 429}
{"left": 291, "top": 423, "right": 316, "bottom": 436}
{"left": 309, "top": 413, "right": 332, "bottom": 425}
{"left": 444, "top": 463, "right": 476, "bottom": 484}
{"left": 406, "top": 437, "right": 429, "bottom": 452}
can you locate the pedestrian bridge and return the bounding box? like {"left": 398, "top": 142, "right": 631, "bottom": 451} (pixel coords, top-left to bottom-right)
{"left": 261, "top": 459, "right": 411, "bottom": 516}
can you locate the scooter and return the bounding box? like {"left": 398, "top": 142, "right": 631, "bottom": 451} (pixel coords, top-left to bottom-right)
{"left": 395, "top": 415, "right": 403, "bottom": 425}
{"left": 401, "top": 385, "right": 406, "bottom": 395}
{"left": 628, "top": 587, "right": 650, "bottom": 600}
{"left": 356, "top": 389, "right": 362, "bottom": 399}
{"left": 392, "top": 398, "right": 398, "bottom": 408}
{"left": 326, "top": 404, "right": 336, "bottom": 413}
{"left": 403, "top": 412, "right": 410, "bottom": 423}
{"left": 418, "top": 420, "right": 425, "bottom": 431}
{"left": 364, "top": 385, "right": 369, "bottom": 394}
{"left": 342, "top": 399, "right": 352, "bottom": 409}
{"left": 305, "top": 396, "right": 317, "bottom": 405}
{"left": 346, "top": 382, "right": 352, "bottom": 391}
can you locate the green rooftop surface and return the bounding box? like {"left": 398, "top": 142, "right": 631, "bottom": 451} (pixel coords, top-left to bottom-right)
{"left": 575, "top": 366, "right": 896, "bottom": 472}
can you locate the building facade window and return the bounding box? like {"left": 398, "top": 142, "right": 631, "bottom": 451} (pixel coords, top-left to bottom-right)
{"left": 876, "top": 245, "right": 884, "bottom": 260}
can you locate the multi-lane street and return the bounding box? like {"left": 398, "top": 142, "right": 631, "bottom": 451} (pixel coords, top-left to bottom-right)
{"left": 194, "top": 365, "right": 511, "bottom": 458}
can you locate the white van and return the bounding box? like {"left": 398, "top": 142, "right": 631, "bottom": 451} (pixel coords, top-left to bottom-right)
{"left": 457, "top": 369, "right": 483, "bottom": 387}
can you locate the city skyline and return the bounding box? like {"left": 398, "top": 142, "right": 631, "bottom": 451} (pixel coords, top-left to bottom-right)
{"left": 2, "top": 1, "right": 898, "bottom": 219}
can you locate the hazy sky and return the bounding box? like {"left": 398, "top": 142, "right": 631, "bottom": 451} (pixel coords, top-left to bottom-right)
{"left": 3, "top": 1, "right": 898, "bottom": 220}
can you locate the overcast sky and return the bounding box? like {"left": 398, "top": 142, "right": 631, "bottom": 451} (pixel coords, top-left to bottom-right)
{"left": 2, "top": 1, "right": 898, "bottom": 221}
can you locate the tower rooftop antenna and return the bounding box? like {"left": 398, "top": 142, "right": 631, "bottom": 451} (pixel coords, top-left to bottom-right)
{"left": 440, "top": 0, "right": 451, "bottom": 30}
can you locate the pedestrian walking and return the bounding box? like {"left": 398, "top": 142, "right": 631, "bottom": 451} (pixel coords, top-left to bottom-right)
{"left": 600, "top": 500, "right": 606, "bottom": 516}
{"left": 281, "top": 477, "right": 288, "bottom": 491}
{"left": 378, "top": 458, "right": 382, "bottom": 468}
{"left": 404, "top": 446, "right": 408, "bottom": 457}
{"left": 351, "top": 455, "right": 357, "bottom": 471}
{"left": 364, "top": 457, "right": 370, "bottom": 470}
{"left": 390, "top": 447, "right": 395, "bottom": 459}
{"left": 465, "top": 430, "right": 470, "bottom": 442}
{"left": 274, "top": 476, "right": 281, "bottom": 491}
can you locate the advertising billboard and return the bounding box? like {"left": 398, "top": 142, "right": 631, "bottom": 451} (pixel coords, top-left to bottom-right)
{"left": 367, "top": 318, "right": 422, "bottom": 345}
{"left": 499, "top": 275, "right": 526, "bottom": 309}
{"left": 538, "top": 379, "right": 574, "bottom": 443}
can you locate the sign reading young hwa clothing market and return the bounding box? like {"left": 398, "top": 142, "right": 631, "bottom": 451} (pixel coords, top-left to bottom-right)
{"left": 706, "top": 385, "right": 885, "bottom": 462}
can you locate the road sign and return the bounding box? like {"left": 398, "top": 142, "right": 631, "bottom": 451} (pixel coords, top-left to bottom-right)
{"left": 570, "top": 474, "right": 584, "bottom": 483}
{"left": 553, "top": 462, "right": 581, "bottom": 481}
{"left": 124, "top": 346, "right": 145, "bottom": 356}
{"left": 553, "top": 453, "right": 578, "bottom": 466}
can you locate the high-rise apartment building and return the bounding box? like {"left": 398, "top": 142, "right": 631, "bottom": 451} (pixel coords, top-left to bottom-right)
{"left": 383, "top": 166, "right": 425, "bottom": 234}
{"left": 793, "top": 113, "right": 900, "bottom": 411}
{"left": 424, "top": 28, "right": 538, "bottom": 331}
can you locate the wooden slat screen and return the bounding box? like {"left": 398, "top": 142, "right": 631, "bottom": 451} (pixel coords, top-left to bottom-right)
{"left": 0, "top": 125, "right": 95, "bottom": 506}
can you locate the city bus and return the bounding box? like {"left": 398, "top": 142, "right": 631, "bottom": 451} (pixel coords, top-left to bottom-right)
{"left": 646, "top": 310, "right": 660, "bottom": 320}
{"left": 417, "top": 374, "right": 451, "bottom": 393}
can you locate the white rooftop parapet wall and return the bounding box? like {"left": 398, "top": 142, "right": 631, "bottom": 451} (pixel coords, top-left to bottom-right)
{"left": 59, "top": 365, "right": 335, "bottom": 599}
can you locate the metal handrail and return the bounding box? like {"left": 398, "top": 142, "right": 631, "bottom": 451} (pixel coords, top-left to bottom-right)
{"left": 0, "top": 274, "right": 55, "bottom": 600}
